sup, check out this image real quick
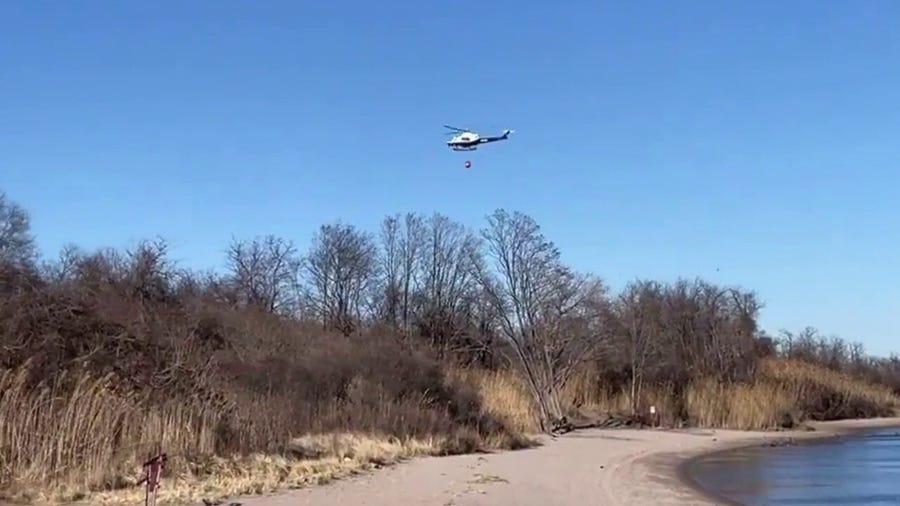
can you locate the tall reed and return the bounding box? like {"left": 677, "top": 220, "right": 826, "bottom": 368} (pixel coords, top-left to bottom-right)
{"left": 0, "top": 364, "right": 221, "bottom": 502}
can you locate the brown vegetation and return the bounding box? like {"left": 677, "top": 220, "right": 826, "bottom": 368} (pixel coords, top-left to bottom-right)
{"left": 0, "top": 189, "right": 897, "bottom": 504}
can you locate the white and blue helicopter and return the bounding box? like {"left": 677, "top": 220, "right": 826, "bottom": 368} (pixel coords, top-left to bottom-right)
{"left": 444, "top": 125, "right": 513, "bottom": 152}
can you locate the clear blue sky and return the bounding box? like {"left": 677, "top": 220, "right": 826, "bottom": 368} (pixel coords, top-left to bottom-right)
{"left": 2, "top": 1, "right": 898, "bottom": 355}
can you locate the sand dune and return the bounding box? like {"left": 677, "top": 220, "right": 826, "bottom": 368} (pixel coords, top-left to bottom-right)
{"left": 236, "top": 417, "right": 900, "bottom": 506}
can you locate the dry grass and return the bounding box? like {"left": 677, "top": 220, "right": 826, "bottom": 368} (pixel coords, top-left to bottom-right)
{"left": 0, "top": 364, "right": 530, "bottom": 506}
{"left": 684, "top": 378, "right": 798, "bottom": 429}
{"left": 3, "top": 357, "right": 898, "bottom": 505}
{"left": 562, "top": 373, "right": 680, "bottom": 424}
{"left": 85, "top": 433, "right": 445, "bottom": 506}
{"left": 761, "top": 357, "right": 898, "bottom": 407}
{"left": 684, "top": 358, "right": 898, "bottom": 429}
{"left": 450, "top": 368, "right": 539, "bottom": 434}
{"left": 561, "top": 357, "right": 900, "bottom": 431}
{"left": 0, "top": 365, "right": 221, "bottom": 504}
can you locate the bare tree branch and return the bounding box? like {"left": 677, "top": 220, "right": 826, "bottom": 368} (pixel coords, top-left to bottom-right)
{"left": 301, "top": 222, "right": 377, "bottom": 335}
{"left": 225, "top": 235, "right": 301, "bottom": 314}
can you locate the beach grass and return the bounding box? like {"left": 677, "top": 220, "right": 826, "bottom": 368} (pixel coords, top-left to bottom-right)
{"left": 560, "top": 357, "right": 899, "bottom": 430}
{"left": 0, "top": 363, "right": 531, "bottom": 506}
{"left": 2, "top": 356, "right": 897, "bottom": 505}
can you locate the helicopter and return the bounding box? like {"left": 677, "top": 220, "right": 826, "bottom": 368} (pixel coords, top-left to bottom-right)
{"left": 444, "top": 125, "right": 513, "bottom": 151}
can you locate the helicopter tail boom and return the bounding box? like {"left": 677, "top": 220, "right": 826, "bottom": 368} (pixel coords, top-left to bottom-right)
{"left": 479, "top": 129, "right": 513, "bottom": 143}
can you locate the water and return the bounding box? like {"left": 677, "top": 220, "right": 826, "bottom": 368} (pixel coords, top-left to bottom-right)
{"left": 687, "top": 428, "right": 900, "bottom": 505}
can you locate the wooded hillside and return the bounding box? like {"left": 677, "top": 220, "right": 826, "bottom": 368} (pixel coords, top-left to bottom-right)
{"left": 1, "top": 189, "right": 897, "bottom": 504}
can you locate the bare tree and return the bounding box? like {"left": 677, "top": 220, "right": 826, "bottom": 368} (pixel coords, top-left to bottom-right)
{"left": 614, "top": 279, "right": 664, "bottom": 415}
{"left": 225, "top": 235, "right": 301, "bottom": 314}
{"left": 639, "top": 278, "right": 764, "bottom": 417}
{"left": 302, "top": 222, "right": 377, "bottom": 335}
{"left": 778, "top": 326, "right": 821, "bottom": 363}
{"left": 722, "top": 285, "right": 763, "bottom": 378}
{"left": 474, "top": 209, "right": 606, "bottom": 432}
{"left": 0, "top": 191, "right": 36, "bottom": 268}
{"left": 40, "top": 243, "right": 82, "bottom": 284}
{"left": 373, "top": 212, "right": 427, "bottom": 337}
{"left": 377, "top": 214, "right": 403, "bottom": 327}
{"left": 124, "top": 238, "right": 176, "bottom": 303}
{"left": 849, "top": 341, "right": 866, "bottom": 373}
{"left": 416, "top": 213, "right": 481, "bottom": 358}
{"left": 398, "top": 213, "right": 426, "bottom": 337}
{"left": 463, "top": 285, "right": 504, "bottom": 368}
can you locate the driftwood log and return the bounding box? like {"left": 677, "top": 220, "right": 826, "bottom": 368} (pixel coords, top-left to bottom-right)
{"left": 549, "top": 413, "right": 654, "bottom": 435}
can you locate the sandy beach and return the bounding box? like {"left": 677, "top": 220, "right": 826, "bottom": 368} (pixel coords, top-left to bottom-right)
{"left": 234, "top": 417, "right": 900, "bottom": 506}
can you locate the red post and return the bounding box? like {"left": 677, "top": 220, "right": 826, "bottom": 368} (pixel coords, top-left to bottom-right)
{"left": 140, "top": 453, "right": 167, "bottom": 506}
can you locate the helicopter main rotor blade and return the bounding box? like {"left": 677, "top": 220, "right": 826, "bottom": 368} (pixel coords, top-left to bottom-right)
{"left": 443, "top": 125, "right": 468, "bottom": 132}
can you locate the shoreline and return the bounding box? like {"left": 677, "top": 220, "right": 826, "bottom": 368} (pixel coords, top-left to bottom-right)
{"left": 227, "top": 416, "right": 900, "bottom": 506}
{"left": 35, "top": 417, "right": 900, "bottom": 506}
{"left": 670, "top": 417, "right": 900, "bottom": 506}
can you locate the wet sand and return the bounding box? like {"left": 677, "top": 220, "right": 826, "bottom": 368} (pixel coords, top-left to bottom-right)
{"left": 237, "top": 417, "right": 900, "bottom": 506}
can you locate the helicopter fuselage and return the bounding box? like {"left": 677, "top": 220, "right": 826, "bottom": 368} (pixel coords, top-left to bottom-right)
{"left": 447, "top": 132, "right": 482, "bottom": 150}
{"left": 446, "top": 129, "right": 511, "bottom": 151}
